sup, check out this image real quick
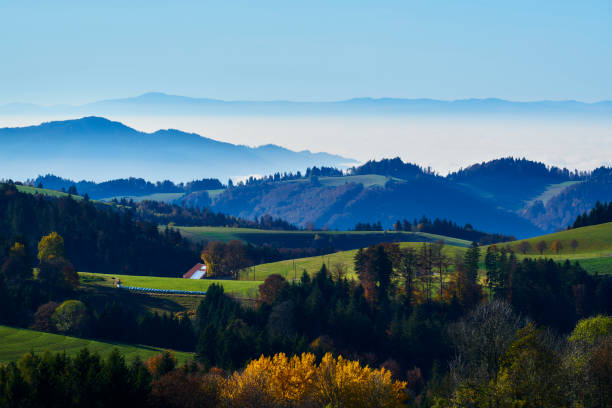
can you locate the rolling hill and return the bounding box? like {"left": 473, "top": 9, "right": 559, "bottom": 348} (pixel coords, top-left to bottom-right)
{"left": 0, "top": 325, "right": 193, "bottom": 363}
{"left": 172, "top": 225, "right": 470, "bottom": 249}
{"left": 497, "top": 222, "right": 612, "bottom": 261}
{"left": 79, "top": 272, "right": 260, "bottom": 297}
{"left": 197, "top": 172, "right": 543, "bottom": 237}
{"left": 247, "top": 223, "right": 612, "bottom": 280}
{"left": 245, "top": 241, "right": 469, "bottom": 282}
{"left": 0, "top": 117, "right": 356, "bottom": 182}
{"left": 174, "top": 158, "right": 611, "bottom": 237}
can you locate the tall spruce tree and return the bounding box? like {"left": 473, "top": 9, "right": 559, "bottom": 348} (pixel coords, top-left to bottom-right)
{"left": 464, "top": 241, "right": 480, "bottom": 283}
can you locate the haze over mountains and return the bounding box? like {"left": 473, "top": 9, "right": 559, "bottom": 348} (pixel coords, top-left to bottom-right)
{"left": 3, "top": 92, "right": 612, "bottom": 117}
{"left": 3, "top": 93, "right": 611, "bottom": 175}
{"left": 0, "top": 117, "right": 355, "bottom": 182}
{"left": 2, "top": 115, "right": 612, "bottom": 238}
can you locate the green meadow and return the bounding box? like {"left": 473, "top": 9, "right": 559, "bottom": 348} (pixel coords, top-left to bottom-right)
{"left": 173, "top": 225, "right": 470, "bottom": 246}
{"left": 242, "top": 241, "right": 468, "bottom": 282}
{"left": 496, "top": 222, "right": 612, "bottom": 260}
{"left": 79, "top": 272, "right": 261, "bottom": 296}
{"left": 16, "top": 185, "right": 82, "bottom": 199}
{"left": 280, "top": 174, "right": 403, "bottom": 188}
{"left": 101, "top": 192, "right": 184, "bottom": 203}
{"left": 0, "top": 325, "right": 193, "bottom": 363}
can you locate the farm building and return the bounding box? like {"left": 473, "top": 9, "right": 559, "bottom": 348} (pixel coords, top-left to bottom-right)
{"left": 183, "top": 263, "right": 207, "bottom": 279}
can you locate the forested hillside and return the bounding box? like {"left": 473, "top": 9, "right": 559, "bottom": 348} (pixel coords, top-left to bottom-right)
{"left": 524, "top": 167, "right": 612, "bottom": 230}
{"left": 185, "top": 157, "right": 611, "bottom": 237}
{"left": 203, "top": 167, "right": 543, "bottom": 237}
{"left": 573, "top": 200, "right": 612, "bottom": 228}
{"left": 448, "top": 157, "right": 582, "bottom": 210}
{"left": 15, "top": 157, "right": 612, "bottom": 237}
{"left": 30, "top": 174, "right": 223, "bottom": 200}
{"left": 0, "top": 183, "right": 199, "bottom": 276}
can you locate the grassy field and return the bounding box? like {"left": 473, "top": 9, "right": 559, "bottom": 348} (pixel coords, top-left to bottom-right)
{"left": 496, "top": 222, "right": 612, "bottom": 260}
{"left": 575, "top": 257, "right": 612, "bottom": 275}
{"left": 245, "top": 223, "right": 612, "bottom": 280}
{"left": 243, "top": 242, "right": 468, "bottom": 282}
{"left": 173, "top": 225, "right": 470, "bottom": 247}
{"left": 205, "top": 188, "right": 225, "bottom": 198}
{"left": 492, "top": 222, "right": 612, "bottom": 275}
{"left": 0, "top": 325, "right": 193, "bottom": 363}
{"left": 101, "top": 192, "right": 184, "bottom": 203}
{"left": 276, "top": 174, "right": 397, "bottom": 188}
{"left": 79, "top": 272, "right": 262, "bottom": 296}
{"left": 16, "top": 184, "right": 83, "bottom": 199}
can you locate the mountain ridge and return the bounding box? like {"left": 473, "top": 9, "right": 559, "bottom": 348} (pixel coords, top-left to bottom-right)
{"left": 0, "top": 117, "right": 356, "bottom": 182}
{"left": 3, "top": 93, "right": 612, "bottom": 117}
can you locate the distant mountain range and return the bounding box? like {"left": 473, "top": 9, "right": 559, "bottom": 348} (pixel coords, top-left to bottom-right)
{"left": 0, "top": 117, "right": 356, "bottom": 182}
{"left": 2, "top": 92, "right": 612, "bottom": 117}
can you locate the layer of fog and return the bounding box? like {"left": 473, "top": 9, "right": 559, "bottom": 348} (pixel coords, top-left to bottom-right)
{"left": 2, "top": 114, "right": 611, "bottom": 175}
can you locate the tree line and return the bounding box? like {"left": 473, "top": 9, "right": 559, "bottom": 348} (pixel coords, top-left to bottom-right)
{"left": 231, "top": 166, "right": 344, "bottom": 188}
{"left": 122, "top": 199, "right": 297, "bottom": 230}
{"left": 572, "top": 200, "right": 612, "bottom": 228}
{"left": 0, "top": 347, "right": 410, "bottom": 408}
{"left": 350, "top": 157, "right": 437, "bottom": 179}
{"left": 354, "top": 216, "right": 515, "bottom": 244}
{"left": 29, "top": 174, "right": 224, "bottom": 199}
{"left": 0, "top": 183, "right": 200, "bottom": 278}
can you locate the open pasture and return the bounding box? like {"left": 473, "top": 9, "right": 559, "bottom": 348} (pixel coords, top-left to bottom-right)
{"left": 496, "top": 222, "right": 612, "bottom": 260}
{"left": 242, "top": 242, "right": 468, "bottom": 282}
{"left": 101, "top": 192, "right": 184, "bottom": 203}
{"left": 173, "top": 225, "right": 470, "bottom": 247}
{"left": 0, "top": 325, "right": 193, "bottom": 363}
{"left": 16, "top": 184, "right": 82, "bottom": 199}
{"left": 79, "top": 272, "right": 261, "bottom": 296}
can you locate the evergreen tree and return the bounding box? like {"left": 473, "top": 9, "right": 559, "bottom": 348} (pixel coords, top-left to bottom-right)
{"left": 463, "top": 241, "right": 480, "bottom": 283}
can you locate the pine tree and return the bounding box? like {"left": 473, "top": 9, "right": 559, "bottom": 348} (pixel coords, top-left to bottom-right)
{"left": 464, "top": 241, "right": 480, "bottom": 283}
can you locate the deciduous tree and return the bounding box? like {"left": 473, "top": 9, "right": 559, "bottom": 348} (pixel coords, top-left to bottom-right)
{"left": 258, "top": 274, "right": 287, "bottom": 305}
{"left": 535, "top": 240, "right": 547, "bottom": 255}
{"left": 551, "top": 239, "right": 563, "bottom": 254}
{"left": 569, "top": 239, "right": 579, "bottom": 253}
{"left": 37, "top": 232, "right": 65, "bottom": 261}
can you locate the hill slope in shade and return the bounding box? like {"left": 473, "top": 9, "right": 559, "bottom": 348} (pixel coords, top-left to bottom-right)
{"left": 0, "top": 325, "right": 193, "bottom": 363}
{"left": 0, "top": 117, "right": 356, "bottom": 182}
{"left": 201, "top": 174, "right": 543, "bottom": 238}
{"left": 521, "top": 168, "right": 612, "bottom": 231}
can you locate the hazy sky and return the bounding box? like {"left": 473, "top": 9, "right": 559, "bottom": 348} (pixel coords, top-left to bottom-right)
{"left": 1, "top": 0, "right": 611, "bottom": 105}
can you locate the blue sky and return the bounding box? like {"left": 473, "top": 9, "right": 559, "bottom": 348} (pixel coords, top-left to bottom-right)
{"left": 1, "top": 0, "right": 610, "bottom": 105}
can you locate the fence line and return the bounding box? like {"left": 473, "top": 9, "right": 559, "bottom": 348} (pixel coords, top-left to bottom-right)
{"left": 116, "top": 284, "right": 206, "bottom": 296}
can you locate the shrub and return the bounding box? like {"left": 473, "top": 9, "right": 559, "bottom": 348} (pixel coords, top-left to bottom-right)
{"left": 51, "top": 300, "right": 89, "bottom": 336}
{"left": 32, "top": 301, "right": 60, "bottom": 332}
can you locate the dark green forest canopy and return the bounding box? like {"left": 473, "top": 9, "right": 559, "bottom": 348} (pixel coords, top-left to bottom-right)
{"left": 0, "top": 183, "right": 199, "bottom": 276}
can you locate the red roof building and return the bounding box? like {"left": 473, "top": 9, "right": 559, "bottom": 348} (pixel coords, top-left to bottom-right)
{"left": 183, "top": 263, "right": 207, "bottom": 279}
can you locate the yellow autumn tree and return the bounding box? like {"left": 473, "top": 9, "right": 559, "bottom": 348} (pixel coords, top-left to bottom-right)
{"left": 37, "top": 232, "right": 65, "bottom": 261}
{"left": 223, "top": 352, "right": 407, "bottom": 407}
{"left": 223, "top": 352, "right": 317, "bottom": 406}
{"left": 313, "top": 353, "right": 407, "bottom": 408}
